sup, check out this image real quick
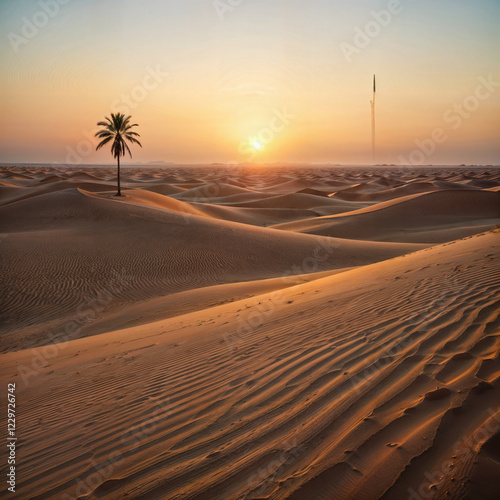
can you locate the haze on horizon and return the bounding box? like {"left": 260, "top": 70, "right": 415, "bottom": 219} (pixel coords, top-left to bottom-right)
{"left": 1, "top": 0, "right": 499, "bottom": 166}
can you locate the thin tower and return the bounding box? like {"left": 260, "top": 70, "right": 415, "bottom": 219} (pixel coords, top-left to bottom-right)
{"left": 371, "top": 74, "right": 376, "bottom": 165}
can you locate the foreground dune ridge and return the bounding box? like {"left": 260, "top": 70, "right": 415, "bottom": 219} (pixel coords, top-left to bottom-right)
{"left": 1, "top": 231, "right": 499, "bottom": 499}
{"left": 1, "top": 165, "right": 500, "bottom": 499}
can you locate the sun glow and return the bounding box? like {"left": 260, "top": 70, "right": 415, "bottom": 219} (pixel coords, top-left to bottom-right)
{"left": 0, "top": 0, "right": 498, "bottom": 165}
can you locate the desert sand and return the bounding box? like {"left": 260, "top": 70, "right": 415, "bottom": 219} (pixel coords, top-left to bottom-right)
{"left": 1, "top": 164, "right": 499, "bottom": 499}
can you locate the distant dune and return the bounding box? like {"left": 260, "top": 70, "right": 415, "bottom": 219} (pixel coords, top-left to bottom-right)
{"left": 274, "top": 189, "right": 500, "bottom": 243}
{"left": 1, "top": 165, "right": 499, "bottom": 499}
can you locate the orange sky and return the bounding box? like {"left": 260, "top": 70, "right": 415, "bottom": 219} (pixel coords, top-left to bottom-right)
{"left": 1, "top": 0, "right": 499, "bottom": 165}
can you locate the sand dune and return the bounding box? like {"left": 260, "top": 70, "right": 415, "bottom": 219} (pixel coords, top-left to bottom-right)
{"left": 2, "top": 229, "right": 499, "bottom": 499}
{"left": 1, "top": 165, "right": 499, "bottom": 499}
{"left": 274, "top": 190, "right": 500, "bottom": 243}
{"left": 189, "top": 203, "right": 320, "bottom": 226}
{"left": 172, "top": 183, "right": 254, "bottom": 199}
{"left": 331, "top": 181, "right": 440, "bottom": 202}
{"left": 73, "top": 268, "right": 353, "bottom": 340}
{"left": 143, "top": 184, "right": 186, "bottom": 196}
{"left": 229, "top": 192, "right": 361, "bottom": 211}
{"left": 0, "top": 182, "right": 421, "bottom": 349}
{"left": 106, "top": 188, "right": 210, "bottom": 218}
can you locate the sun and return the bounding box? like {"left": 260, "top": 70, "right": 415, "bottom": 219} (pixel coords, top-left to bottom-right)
{"left": 253, "top": 140, "right": 262, "bottom": 150}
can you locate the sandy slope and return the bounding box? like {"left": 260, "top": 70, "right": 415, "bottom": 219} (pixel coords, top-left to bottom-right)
{"left": 1, "top": 165, "right": 499, "bottom": 500}
{"left": 1, "top": 230, "right": 499, "bottom": 499}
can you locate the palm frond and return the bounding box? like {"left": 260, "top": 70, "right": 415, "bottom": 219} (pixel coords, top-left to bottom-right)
{"left": 96, "top": 136, "right": 113, "bottom": 150}
{"left": 96, "top": 131, "right": 113, "bottom": 138}
{"left": 97, "top": 116, "right": 113, "bottom": 127}
{"left": 125, "top": 136, "right": 142, "bottom": 147}
{"left": 124, "top": 124, "right": 139, "bottom": 131}
{"left": 124, "top": 142, "right": 132, "bottom": 158}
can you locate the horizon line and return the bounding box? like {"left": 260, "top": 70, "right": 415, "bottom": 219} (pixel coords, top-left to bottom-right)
{"left": 2, "top": 162, "right": 499, "bottom": 168}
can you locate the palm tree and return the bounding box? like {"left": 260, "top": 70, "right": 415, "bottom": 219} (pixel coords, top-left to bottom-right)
{"left": 95, "top": 113, "right": 142, "bottom": 196}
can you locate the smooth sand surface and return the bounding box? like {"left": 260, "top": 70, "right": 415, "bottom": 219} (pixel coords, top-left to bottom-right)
{"left": 1, "top": 164, "right": 499, "bottom": 499}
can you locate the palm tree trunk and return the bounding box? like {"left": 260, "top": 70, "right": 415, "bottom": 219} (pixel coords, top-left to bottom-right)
{"left": 116, "top": 155, "right": 121, "bottom": 196}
